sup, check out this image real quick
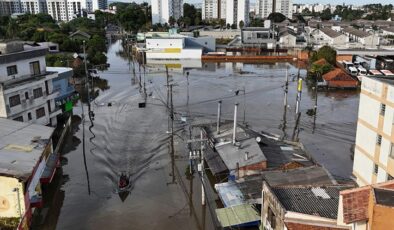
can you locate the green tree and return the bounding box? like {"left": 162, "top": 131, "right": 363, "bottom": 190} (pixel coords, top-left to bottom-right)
{"left": 268, "top": 12, "right": 287, "bottom": 22}
{"left": 219, "top": 19, "right": 226, "bottom": 30}
{"left": 184, "top": 17, "right": 192, "bottom": 28}
{"left": 311, "top": 46, "right": 337, "bottom": 65}
{"left": 226, "top": 23, "right": 231, "bottom": 29}
{"left": 231, "top": 24, "right": 237, "bottom": 29}
{"left": 238, "top": 20, "right": 244, "bottom": 29}
{"left": 169, "top": 16, "right": 176, "bottom": 27}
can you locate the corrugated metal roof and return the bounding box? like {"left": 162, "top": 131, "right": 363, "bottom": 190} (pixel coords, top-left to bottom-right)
{"left": 0, "top": 118, "right": 54, "bottom": 180}
{"left": 272, "top": 186, "right": 348, "bottom": 219}
{"left": 320, "top": 27, "right": 343, "bottom": 38}
{"left": 342, "top": 27, "right": 371, "bottom": 38}
{"left": 215, "top": 204, "right": 260, "bottom": 228}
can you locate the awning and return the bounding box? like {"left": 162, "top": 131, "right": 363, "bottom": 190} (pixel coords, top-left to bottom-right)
{"left": 215, "top": 204, "right": 260, "bottom": 228}
{"left": 215, "top": 181, "right": 244, "bottom": 207}
{"left": 40, "top": 152, "right": 59, "bottom": 184}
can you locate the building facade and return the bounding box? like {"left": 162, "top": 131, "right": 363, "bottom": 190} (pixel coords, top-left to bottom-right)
{"left": 151, "top": 0, "right": 183, "bottom": 25}
{"left": 256, "top": 0, "right": 292, "bottom": 19}
{"left": 0, "top": 0, "right": 22, "bottom": 16}
{"left": 353, "top": 76, "right": 394, "bottom": 186}
{"left": 225, "top": 0, "right": 249, "bottom": 28}
{"left": 0, "top": 41, "right": 61, "bottom": 126}
{"left": 202, "top": 0, "right": 226, "bottom": 20}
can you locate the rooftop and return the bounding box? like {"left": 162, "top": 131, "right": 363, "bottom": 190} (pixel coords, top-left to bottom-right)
{"left": 0, "top": 118, "right": 54, "bottom": 180}
{"left": 342, "top": 27, "right": 371, "bottom": 38}
{"left": 272, "top": 185, "right": 350, "bottom": 219}
{"left": 319, "top": 27, "right": 343, "bottom": 38}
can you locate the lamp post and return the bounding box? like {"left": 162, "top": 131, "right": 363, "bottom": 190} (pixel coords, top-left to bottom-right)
{"left": 13, "top": 188, "right": 22, "bottom": 218}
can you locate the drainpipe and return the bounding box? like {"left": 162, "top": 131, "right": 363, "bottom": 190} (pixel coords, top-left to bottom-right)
{"left": 217, "top": 100, "right": 222, "bottom": 134}
{"left": 233, "top": 103, "right": 238, "bottom": 145}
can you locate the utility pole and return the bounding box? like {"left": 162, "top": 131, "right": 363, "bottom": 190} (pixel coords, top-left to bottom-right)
{"left": 313, "top": 73, "right": 319, "bottom": 133}
{"left": 83, "top": 40, "right": 90, "bottom": 109}
{"left": 233, "top": 103, "right": 239, "bottom": 145}
{"left": 200, "top": 129, "right": 205, "bottom": 206}
{"left": 217, "top": 100, "right": 222, "bottom": 134}
{"left": 282, "top": 68, "right": 289, "bottom": 140}
{"left": 295, "top": 78, "right": 303, "bottom": 115}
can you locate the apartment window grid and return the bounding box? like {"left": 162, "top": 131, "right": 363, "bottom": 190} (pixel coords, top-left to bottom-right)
{"left": 374, "top": 164, "right": 378, "bottom": 174}
{"left": 36, "top": 107, "right": 45, "bottom": 118}
{"left": 9, "top": 95, "right": 21, "bottom": 107}
{"left": 7, "top": 65, "right": 18, "bottom": 76}
{"left": 380, "top": 103, "right": 386, "bottom": 116}
{"left": 376, "top": 134, "right": 382, "bottom": 146}
{"left": 33, "top": 87, "right": 43, "bottom": 98}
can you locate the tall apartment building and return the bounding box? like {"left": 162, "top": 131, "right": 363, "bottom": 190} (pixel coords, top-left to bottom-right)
{"left": 202, "top": 0, "right": 226, "bottom": 20}
{"left": 0, "top": 0, "right": 21, "bottom": 16}
{"left": 46, "top": 0, "right": 92, "bottom": 21}
{"left": 257, "top": 0, "right": 292, "bottom": 19}
{"left": 353, "top": 76, "right": 394, "bottom": 186}
{"left": 226, "top": 0, "right": 249, "bottom": 28}
{"left": 92, "top": 0, "right": 106, "bottom": 11}
{"left": 151, "top": 0, "right": 183, "bottom": 25}
{"left": 20, "top": 0, "right": 47, "bottom": 14}
{"left": 0, "top": 41, "right": 61, "bottom": 126}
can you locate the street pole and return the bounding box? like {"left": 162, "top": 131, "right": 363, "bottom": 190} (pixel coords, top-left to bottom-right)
{"left": 83, "top": 40, "right": 90, "bottom": 109}
{"left": 233, "top": 103, "right": 239, "bottom": 145}
{"left": 243, "top": 86, "right": 246, "bottom": 124}
{"left": 216, "top": 100, "right": 222, "bottom": 134}
{"left": 200, "top": 130, "right": 205, "bottom": 206}
{"left": 295, "top": 78, "right": 302, "bottom": 115}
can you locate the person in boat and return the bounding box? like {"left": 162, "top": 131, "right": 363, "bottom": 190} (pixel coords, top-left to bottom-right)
{"left": 119, "top": 173, "right": 129, "bottom": 188}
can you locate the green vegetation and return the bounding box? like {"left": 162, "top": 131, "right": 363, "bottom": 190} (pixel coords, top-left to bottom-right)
{"left": 114, "top": 2, "right": 151, "bottom": 33}
{"left": 267, "top": 12, "right": 287, "bottom": 23}
{"left": 310, "top": 46, "right": 337, "bottom": 66}
{"left": 0, "top": 217, "right": 20, "bottom": 230}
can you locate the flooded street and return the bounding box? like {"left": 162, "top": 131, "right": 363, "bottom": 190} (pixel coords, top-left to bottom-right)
{"left": 36, "top": 40, "right": 359, "bottom": 229}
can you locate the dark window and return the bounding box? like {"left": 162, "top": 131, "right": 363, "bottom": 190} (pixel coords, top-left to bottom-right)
{"left": 374, "top": 164, "right": 379, "bottom": 174}
{"left": 267, "top": 207, "right": 276, "bottom": 228}
{"left": 33, "top": 88, "right": 43, "bottom": 98}
{"left": 25, "top": 92, "right": 29, "bottom": 99}
{"left": 28, "top": 112, "right": 32, "bottom": 120}
{"left": 9, "top": 95, "right": 21, "bottom": 107}
{"left": 380, "top": 104, "right": 386, "bottom": 116}
{"left": 29, "top": 61, "right": 41, "bottom": 76}
{"left": 36, "top": 107, "right": 45, "bottom": 118}
{"left": 7, "top": 65, "right": 18, "bottom": 76}
{"left": 13, "top": 116, "right": 23, "bottom": 122}
{"left": 377, "top": 135, "right": 382, "bottom": 145}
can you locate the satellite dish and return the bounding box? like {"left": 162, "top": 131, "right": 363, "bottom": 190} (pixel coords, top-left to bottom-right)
{"left": 256, "top": 136, "right": 262, "bottom": 143}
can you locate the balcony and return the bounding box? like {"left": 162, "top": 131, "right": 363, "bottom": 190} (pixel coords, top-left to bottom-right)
{"left": 2, "top": 71, "right": 58, "bottom": 90}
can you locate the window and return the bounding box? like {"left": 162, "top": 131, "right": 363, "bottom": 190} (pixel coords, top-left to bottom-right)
{"left": 374, "top": 164, "right": 378, "bottom": 174}
{"left": 28, "top": 112, "right": 32, "bottom": 121}
{"left": 25, "top": 92, "right": 29, "bottom": 99}
{"left": 7, "top": 65, "right": 18, "bottom": 76}
{"left": 13, "top": 116, "right": 23, "bottom": 122}
{"left": 33, "top": 88, "right": 43, "bottom": 98}
{"left": 9, "top": 95, "right": 21, "bottom": 107}
{"left": 376, "top": 135, "right": 382, "bottom": 145}
{"left": 29, "top": 61, "right": 41, "bottom": 76}
{"left": 380, "top": 103, "right": 386, "bottom": 116}
{"left": 36, "top": 107, "right": 45, "bottom": 118}
{"left": 267, "top": 207, "right": 276, "bottom": 228}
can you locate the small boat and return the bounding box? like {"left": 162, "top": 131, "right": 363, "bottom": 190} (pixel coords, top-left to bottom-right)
{"left": 118, "top": 173, "right": 131, "bottom": 192}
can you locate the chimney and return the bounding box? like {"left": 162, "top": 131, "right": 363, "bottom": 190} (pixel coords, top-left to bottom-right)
{"left": 244, "top": 151, "right": 249, "bottom": 161}
{"left": 233, "top": 103, "right": 239, "bottom": 145}
{"left": 217, "top": 100, "right": 222, "bottom": 134}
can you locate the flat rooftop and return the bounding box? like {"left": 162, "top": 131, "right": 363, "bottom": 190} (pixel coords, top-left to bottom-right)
{"left": 0, "top": 118, "right": 54, "bottom": 180}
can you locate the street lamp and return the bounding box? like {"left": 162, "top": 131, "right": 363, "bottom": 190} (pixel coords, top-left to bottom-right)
{"left": 12, "top": 188, "right": 22, "bottom": 218}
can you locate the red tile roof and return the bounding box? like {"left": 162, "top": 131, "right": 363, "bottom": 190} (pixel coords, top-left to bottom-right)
{"left": 313, "top": 58, "right": 328, "bottom": 66}
{"left": 285, "top": 222, "right": 347, "bottom": 230}
{"left": 340, "top": 180, "right": 394, "bottom": 224}
{"left": 322, "top": 68, "right": 358, "bottom": 88}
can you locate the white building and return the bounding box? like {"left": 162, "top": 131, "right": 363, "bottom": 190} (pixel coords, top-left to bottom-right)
{"left": 226, "top": 0, "right": 249, "bottom": 28}
{"left": 20, "top": 0, "right": 47, "bottom": 14}
{"left": 202, "top": 0, "right": 226, "bottom": 20}
{"left": 256, "top": 0, "right": 292, "bottom": 19}
{"left": 0, "top": 41, "right": 61, "bottom": 126}
{"left": 353, "top": 76, "right": 394, "bottom": 186}
{"left": 151, "top": 0, "right": 183, "bottom": 25}
{"left": 46, "top": 0, "right": 92, "bottom": 21}
{"left": 311, "top": 27, "right": 348, "bottom": 46}
{"left": 0, "top": 0, "right": 22, "bottom": 16}
{"left": 92, "top": 0, "right": 106, "bottom": 11}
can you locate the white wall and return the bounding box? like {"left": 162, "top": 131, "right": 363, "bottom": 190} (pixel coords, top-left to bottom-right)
{"left": 380, "top": 137, "right": 390, "bottom": 168}
{"left": 146, "top": 38, "right": 184, "bottom": 49}
{"left": 237, "top": 0, "right": 249, "bottom": 26}
{"left": 353, "top": 148, "right": 373, "bottom": 185}
{"left": 377, "top": 166, "right": 387, "bottom": 183}
{"left": 225, "top": 0, "right": 234, "bottom": 26}
{"left": 356, "top": 122, "right": 377, "bottom": 157}
{"left": 0, "top": 56, "right": 46, "bottom": 82}
{"left": 358, "top": 93, "right": 380, "bottom": 128}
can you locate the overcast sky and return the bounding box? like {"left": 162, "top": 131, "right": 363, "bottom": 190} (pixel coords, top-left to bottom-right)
{"left": 110, "top": 0, "right": 393, "bottom": 6}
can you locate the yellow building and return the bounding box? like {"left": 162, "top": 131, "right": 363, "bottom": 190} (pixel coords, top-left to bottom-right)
{"left": 0, "top": 118, "right": 54, "bottom": 229}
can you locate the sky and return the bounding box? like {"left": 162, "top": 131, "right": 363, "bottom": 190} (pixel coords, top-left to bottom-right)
{"left": 110, "top": 0, "right": 394, "bottom": 5}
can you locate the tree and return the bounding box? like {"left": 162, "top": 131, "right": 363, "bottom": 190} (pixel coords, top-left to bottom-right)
{"left": 320, "top": 8, "right": 332, "bottom": 21}
{"left": 169, "top": 16, "right": 176, "bottom": 27}
{"left": 219, "top": 19, "right": 226, "bottom": 30}
{"left": 311, "top": 46, "right": 337, "bottom": 65}
{"left": 238, "top": 20, "right": 244, "bottom": 29}
{"left": 226, "top": 23, "right": 231, "bottom": 29}
{"left": 184, "top": 17, "right": 192, "bottom": 28}
{"left": 268, "top": 12, "right": 287, "bottom": 23}
{"left": 231, "top": 24, "right": 237, "bottom": 29}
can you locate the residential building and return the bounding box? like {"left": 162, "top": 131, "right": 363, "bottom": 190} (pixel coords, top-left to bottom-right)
{"left": 37, "top": 42, "right": 59, "bottom": 53}
{"left": 256, "top": 0, "right": 292, "bottom": 19}
{"left": 226, "top": 0, "right": 249, "bottom": 28}
{"left": 46, "top": 0, "right": 92, "bottom": 21}
{"left": 382, "top": 27, "right": 394, "bottom": 36}
{"left": 0, "top": 41, "right": 61, "bottom": 126}
{"left": 322, "top": 68, "right": 359, "bottom": 89}
{"left": 143, "top": 31, "right": 215, "bottom": 60}
{"left": 151, "top": 0, "right": 183, "bottom": 25}
{"left": 311, "top": 27, "right": 348, "bottom": 46}
{"left": 202, "top": 0, "right": 226, "bottom": 20}
{"left": 337, "top": 180, "right": 394, "bottom": 230}
{"left": 278, "top": 28, "right": 296, "bottom": 47}
{"left": 0, "top": 118, "right": 54, "bottom": 229}
{"left": 20, "top": 0, "right": 47, "bottom": 14}
{"left": 342, "top": 27, "right": 379, "bottom": 48}
{"left": 262, "top": 181, "right": 352, "bottom": 230}
{"left": 47, "top": 67, "right": 75, "bottom": 115}
{"left": 241, "top": 27, "right": 276, "bottom": 48}
{"left": 0, "top": 0, "right": 22, "bottom": 16}
{"left": 353, "top": 76, "right": 394, "bottom": 186}
{"left": 92, "top": 0, "right": 106, "bottom": 11}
